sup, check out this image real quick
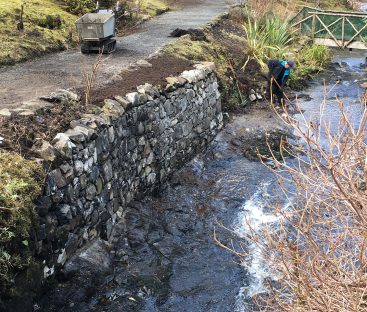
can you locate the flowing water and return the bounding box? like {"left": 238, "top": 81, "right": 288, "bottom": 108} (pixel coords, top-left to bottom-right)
{"left": 39, "top": 50, "right": 367, "bottom": 311}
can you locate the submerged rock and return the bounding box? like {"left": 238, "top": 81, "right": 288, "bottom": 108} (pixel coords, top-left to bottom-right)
{"left": 233, "top": 127, "right": 297, "bottom": 161}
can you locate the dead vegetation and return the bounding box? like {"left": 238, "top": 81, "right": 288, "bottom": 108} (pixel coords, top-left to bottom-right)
{"left": 82, "top": 49, "right": 105, "bottom": 105}
{"left": 219, "top": 90, "right": 367, "bottom": 310}
{"left": 260, "top": 98, "right": 367, "bottom": 311}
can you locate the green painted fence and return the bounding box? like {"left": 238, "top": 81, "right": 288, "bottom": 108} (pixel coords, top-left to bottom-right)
{"left": 291, "top": 6, "right": 367, "bottom": 49}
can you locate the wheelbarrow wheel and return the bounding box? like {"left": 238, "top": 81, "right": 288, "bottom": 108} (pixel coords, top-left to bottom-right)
{"left": 103, "top": 39, "right": 116, "bottom": 54}
{"left": 80, "top": 42, "right": 91, "bottom": 54}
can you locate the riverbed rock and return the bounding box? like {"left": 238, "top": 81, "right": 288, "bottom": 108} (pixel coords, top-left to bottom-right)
{"left": 63, "top": 239, "right": 112, "bottom": 279}
{"left": 237, "top": 127, "right": 296, "bottom": 161}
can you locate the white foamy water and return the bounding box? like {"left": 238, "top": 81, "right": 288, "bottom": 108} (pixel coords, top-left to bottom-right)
{"left": 233, "top": 182, "right": 287, "bottom": 312}
{"left": 360, "top": 2, "right": 367, "bottom": 11}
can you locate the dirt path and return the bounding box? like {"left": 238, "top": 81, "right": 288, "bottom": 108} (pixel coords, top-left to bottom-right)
{"left": 0, "top": 0, "right": 236, "bottom": 110}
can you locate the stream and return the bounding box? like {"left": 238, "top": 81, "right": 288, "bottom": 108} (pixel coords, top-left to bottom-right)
{"left": 38, "top": 50, "right": 367, "bottom": 312}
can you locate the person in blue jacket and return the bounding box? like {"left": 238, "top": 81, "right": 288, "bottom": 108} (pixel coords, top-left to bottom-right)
{"left": 267, "top": 59, "right": 294, "bottom": 105}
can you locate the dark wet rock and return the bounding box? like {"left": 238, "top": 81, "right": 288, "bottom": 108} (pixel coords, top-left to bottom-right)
{"left": 170, "top": 28, "right": 207, "bottom": 41}
{"left": 36, "top": 196, "right": 52, "bottom": 217}
{"left": 153, "top": 237, "right": 182, "bottom": 259}
{"left": 48, "top": 169, "right": 67, "bottom": 189}
{"left": 63, "top": 239, "right": 112, "bottom": 278}
{"left": 297, "top": 93, "right": 313, "bottom": 101}
{"left": 38, "top": 224, "right": 47, "bottom": 241}
{"left": 38, "top": 240, "right": 113, "bottom": 311}
{"left": 231, "top": 138, "right": 242, "bottom": 147}
{"left": 85, "top": 184, "right": 97, "bottom": 201}
{"left": 340, "top": 61, "right": 349, "bottom": 68}
{"left": 57, "top": 204, "right": 73, "bottom": 225}
{"left": 127, "top": 229, "right": 146, "bottom": 248}
{"left": 103, "top": 159, "right": 113, "bottom": 181}
{"left": 233, "top": 127, "right": 296, "bottom": 161}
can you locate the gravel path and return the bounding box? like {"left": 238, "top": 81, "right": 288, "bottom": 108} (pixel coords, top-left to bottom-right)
{"left": 0, "top": 0, "right": 236, "bottom": 110}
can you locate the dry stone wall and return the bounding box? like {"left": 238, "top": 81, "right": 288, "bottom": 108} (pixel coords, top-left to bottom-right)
{"left": 36, "top": 62, "right": 223, "bottom": 276}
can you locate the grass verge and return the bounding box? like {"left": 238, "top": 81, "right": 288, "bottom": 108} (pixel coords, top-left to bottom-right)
{"left": 0, "top": 0, "right": 79, "bottom": 66}
{"left": 0, "top": 0, "right": 170, "bottom": 66}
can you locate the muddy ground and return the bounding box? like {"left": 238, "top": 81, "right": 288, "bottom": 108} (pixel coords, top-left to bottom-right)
{"left": 88, "top": 56, "right": 194, "bottom": 105}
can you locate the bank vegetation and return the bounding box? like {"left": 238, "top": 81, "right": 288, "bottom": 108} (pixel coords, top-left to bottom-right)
{"left": 0, "top": 152, "right": 45, "bottom": 306}
{"left": 235, "top": 0, "right": 367, "bottom": 311}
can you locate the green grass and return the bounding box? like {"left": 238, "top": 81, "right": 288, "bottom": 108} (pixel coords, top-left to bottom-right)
{"left": 0, "top": 152, "right": 45, "bottom": 297}
{"left": 0, "top": 0, "right": 172, "bottom": 65}
{"left": 0, "top": 0, "right": 79, "bottom": 65}
{"left": 288, "top": 43, "right": 330, "bottom": 89}
{"left": 141, "top": 0, "right": 169, "bottom": 16}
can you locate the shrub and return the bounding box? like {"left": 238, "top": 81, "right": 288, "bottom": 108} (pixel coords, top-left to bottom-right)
{"left": 61, "top": 0, "right": 95, "bottom": 14}
{"left": 244, "top": 99, "right": 367, "bottom": 311}
{"left": 243, "top": 17, "right": 293, "bottom": 69}
{"left": 288, "top": 44, "right": 330, "bottom": 89}
{"left": 299, "top": 44, "right": 330, "bottom": 67}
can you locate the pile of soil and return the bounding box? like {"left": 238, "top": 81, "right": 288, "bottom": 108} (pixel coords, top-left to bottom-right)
{"left": 0, "top": 102, "right": 88, "bottom": 155}
{"left": 170, "top": 28, "right": 207, "bottom": 41}
{"left": 89, "top": 56, "right": 194, "bottom": 105}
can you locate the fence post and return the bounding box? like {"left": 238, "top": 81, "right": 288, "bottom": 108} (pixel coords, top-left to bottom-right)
{"left": 312, "top": 14, "right": 316, "bottom": 42}
{"left": 342, "top": 16, "right": 345, "bottom": 48}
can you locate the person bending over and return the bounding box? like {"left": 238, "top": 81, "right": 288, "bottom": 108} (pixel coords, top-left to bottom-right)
{"left": 267, "top": 59, "right": 294, "bottom": 105}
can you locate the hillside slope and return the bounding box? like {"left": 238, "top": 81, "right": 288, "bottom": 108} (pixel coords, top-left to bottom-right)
{"left": 0, "top": 0, "right": 78, "bottom": 66}
{"left": 0, "top": 0, "right": 170, "bottom": 66}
